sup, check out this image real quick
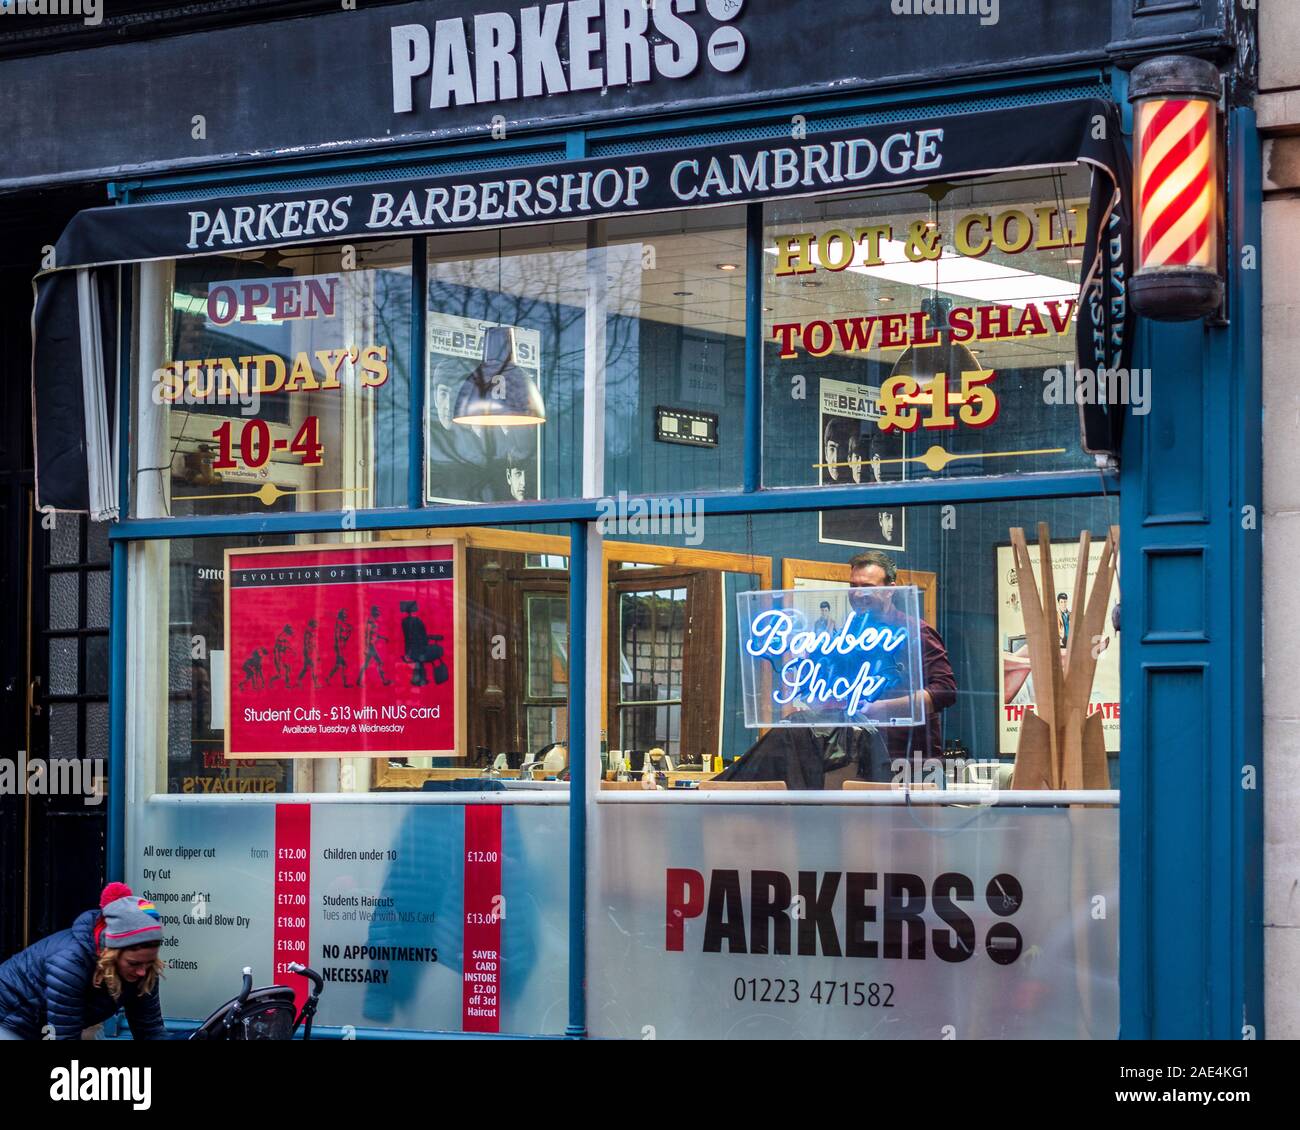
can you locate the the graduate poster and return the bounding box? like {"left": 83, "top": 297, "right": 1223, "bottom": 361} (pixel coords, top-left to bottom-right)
{"left": 224, "top": 541, "right": 465, "bottom": 758}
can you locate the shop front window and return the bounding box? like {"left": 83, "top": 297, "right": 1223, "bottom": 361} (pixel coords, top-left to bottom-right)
{"left": 422, "top": 208, "right": 747, "bottom": 503}
{"left": 128, "top": 526, "right": 574, "bottom": 798}
{"left": 425, "top": 226, "right": 587, "bottom": 503}
{"left": 591, "top": 501, "right": 1120, "bottom": 791}
{"left": 114, "top": 149, "right": 1127, "bottom": 1039}
{"left": 131, "top": 241, "right": 412, "bottom": 519}
{"left": 587, "top": 502, "right": 1121, "bottom": 1040}
{"left": 762, "top": 167, "right": 1096, "bottom": 492}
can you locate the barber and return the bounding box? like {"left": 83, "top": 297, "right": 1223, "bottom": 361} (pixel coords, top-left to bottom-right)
{"left": 843, "top": 550, "right": 957, "bottom": 782}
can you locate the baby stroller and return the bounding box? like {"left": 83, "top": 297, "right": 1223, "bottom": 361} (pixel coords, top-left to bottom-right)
{"left": 188, "top": 962, "right": 324, "bottom": 1040}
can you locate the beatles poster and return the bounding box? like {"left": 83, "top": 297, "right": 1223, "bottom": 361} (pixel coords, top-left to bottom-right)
{"left": 818, "top": 377, "right": 906, "bottom": 552}
{"left": 996, "top": 540, "right": 1121, "bottom": 755}
{"left": 224, "top": 541, "right": 466, "bottom": 758}
{"left": 425, "top": 312, "right": 543, "bottom": 505}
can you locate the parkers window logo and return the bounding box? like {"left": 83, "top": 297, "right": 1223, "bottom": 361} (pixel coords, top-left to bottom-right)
{"left": 50, "top": 1063, "right": 151, "bottom": 1110}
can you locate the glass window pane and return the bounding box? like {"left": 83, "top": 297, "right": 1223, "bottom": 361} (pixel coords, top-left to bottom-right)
{"left": 763, "top": 167, "right": 1093, "bottom": 487}
{"left": 86, "top": 570, "right": 111, "bottom": 630}
{"left": 86, "top": 519, "right": 110, "bottom": 564}
{"left": 48, "top": 515, "right": 81, "bottom": 565}
{"left": 603, "top": 207, "right": 747, "bottom": 495}
{"left": 86, "top": 701, "right": 109, "bottom": 758}
{"left": 48, "top": 573, "right": 79, "bottom": 631}
{"left": 426, "top": 225, "right": 586, "bottom": 503}
{"left": 525, "top": 594, "right": 568, "bottom": 698}
{"left": 134, "top": 527, "right": 572, "bottom": 795}
{"left": 590, "top": 502, "right": 1120, "bottom": 1040}
{"left": 48, "top": 702, "right": 79, "bottom": 759}
{"left": 133, "top": 241, "right": 412, "bottom": 518}
{"left": 598, "top": 499, "right": 1119, "bottom": 787}
{"left": 85, "top": 635, "right": 109, "bottom": 696}
{"left": 48, "top": 637, "right": 78, "bottom": 696}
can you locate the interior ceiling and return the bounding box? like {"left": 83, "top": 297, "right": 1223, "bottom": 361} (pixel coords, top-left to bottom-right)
{"left": 256, "top": 167, "right": 1091, "bottom": 374}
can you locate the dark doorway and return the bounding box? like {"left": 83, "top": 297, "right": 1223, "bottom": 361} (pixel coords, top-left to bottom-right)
{"left": 0, "top": 185, "right": 108, "bottom": 959}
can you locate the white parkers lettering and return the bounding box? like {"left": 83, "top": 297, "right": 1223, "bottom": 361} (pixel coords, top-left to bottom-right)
{"left": 391, "top": 0, "right": 740, "bottom": 113}
{"left": 187, "top": 197, "right": 351, "bottom": 250}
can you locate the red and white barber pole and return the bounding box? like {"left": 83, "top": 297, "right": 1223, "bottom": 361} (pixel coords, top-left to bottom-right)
{"left": 1129, "top": 55, "right": 1225, "bottom": 320}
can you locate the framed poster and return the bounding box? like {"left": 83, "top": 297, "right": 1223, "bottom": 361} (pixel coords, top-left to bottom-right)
{"left": 425, "top": 312, "right": 543, "bottom": 504}
{"left": 224, "top": 540, "right": 466, "bottom": 758}
{"left": 817, "top": 377, "right": 906, "bottom": 552}
{"left": 995, "top": 539, "right": 1121, "bottom": 755}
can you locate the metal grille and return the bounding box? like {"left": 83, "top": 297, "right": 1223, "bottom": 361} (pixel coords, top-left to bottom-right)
{"left": 588, "top": 83, "right": 1112, "bottom": 158}
{"left": 128, "top": 81, "right": 1110, "bottom": 204}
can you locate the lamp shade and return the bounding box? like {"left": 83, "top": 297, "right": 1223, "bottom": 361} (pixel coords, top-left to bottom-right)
{"left": 452, "top": 326, "right": 546, "bottom": 426}
{"left": 1128, "top": 55, "right": 1224, "bottom": 320}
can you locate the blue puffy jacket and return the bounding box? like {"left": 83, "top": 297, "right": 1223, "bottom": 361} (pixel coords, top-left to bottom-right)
{"left": 0, "top": 910, "right": 167, "bottom": 1040}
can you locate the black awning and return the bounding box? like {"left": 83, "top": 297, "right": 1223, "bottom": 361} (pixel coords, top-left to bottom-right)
{"left": 32, "top": 98, "right": 1132, "bottom": 514}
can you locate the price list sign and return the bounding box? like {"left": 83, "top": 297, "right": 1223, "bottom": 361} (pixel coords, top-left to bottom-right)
{"left": 462, "top": 806, "right": 503, "bottom": 1033}
{"left": 274, "top": 803, "right": 312, "bottom": 1011}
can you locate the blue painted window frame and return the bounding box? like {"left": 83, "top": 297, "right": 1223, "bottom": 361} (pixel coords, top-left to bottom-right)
{"left": 104, "top": 65, "right": 1155, "bottom": 1041}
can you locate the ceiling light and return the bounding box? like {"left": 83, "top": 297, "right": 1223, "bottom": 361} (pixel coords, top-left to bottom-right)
{"left": 453, "top": 326, "right": 546, "bottom": 427}
{"left": 717, "top": 263, "right": 738, "bottom": 271}
{"left": 889, "top": 297, "right": 985, "bottom": 405}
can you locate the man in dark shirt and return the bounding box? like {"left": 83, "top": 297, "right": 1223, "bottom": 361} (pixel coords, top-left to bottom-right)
{"left": 845, "top": 550, "right": 958, "bottom": 780}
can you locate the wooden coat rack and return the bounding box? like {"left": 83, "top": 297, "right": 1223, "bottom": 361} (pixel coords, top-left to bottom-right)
{"left": 1008, "top": 522, "right": 1119, "bottom": 792}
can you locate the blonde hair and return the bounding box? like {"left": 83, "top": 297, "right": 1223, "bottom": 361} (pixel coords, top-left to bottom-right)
{"left": 94, "top": 946, "right": 164, "bottom": 1000}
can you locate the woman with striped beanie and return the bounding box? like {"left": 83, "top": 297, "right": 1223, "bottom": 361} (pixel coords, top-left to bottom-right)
{"left": 0, "top": 881, "right": 167, "bottom": 1040}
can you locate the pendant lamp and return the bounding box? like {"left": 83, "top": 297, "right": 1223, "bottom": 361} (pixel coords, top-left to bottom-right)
{"left": 889, "top": 295, "right": 984, "bottom": 405}
{"left": 453, "top": 326, "right": 546, "bottom": 426}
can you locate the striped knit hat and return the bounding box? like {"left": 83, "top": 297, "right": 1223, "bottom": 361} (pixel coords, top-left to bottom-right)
{"left": 95, "top": 882, "right": 163, "bottom": 949}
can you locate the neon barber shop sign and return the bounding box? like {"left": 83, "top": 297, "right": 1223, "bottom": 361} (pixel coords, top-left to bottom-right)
{"left": 737, "top": 587, "right": 925, "bottom": 729}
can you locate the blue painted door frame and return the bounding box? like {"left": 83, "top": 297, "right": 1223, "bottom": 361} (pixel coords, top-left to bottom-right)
{"left": 1118, "top": 103, "right": 1264, "bottom": 1039}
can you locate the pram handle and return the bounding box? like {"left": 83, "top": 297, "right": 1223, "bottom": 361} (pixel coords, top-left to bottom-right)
{"left": 288, "top": 961, "right": 324, "bottom": 995}
{"left": 218, "top": 967, "right": 254, "bottom": 1038}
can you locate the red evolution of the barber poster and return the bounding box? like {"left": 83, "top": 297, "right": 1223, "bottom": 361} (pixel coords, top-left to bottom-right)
{"left": 224, "top": 541, "right": 465, "bottom": 758}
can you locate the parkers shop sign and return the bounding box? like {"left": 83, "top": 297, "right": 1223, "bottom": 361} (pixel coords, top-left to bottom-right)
{"left": 390, "top": 0, "right": 748, "bottom": 113}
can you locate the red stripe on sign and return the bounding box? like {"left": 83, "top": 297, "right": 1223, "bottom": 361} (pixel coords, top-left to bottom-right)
{"left": 1138, "top": 98, "right": 1185, "bottom": 156}
{"left": 1140, "top": 163, "right": 1213, "bottom": 263}
{"left": 273, "top": 804, "right": 312, "bottom": 1014}
{"left": 1140, "top": 111, "right": 1210, "bottom": 213}
{"left": 1161, "top": 225, "right": 1212, "bottom": 269}
{"left": 462, "top": 805, "right": 503, "bottom": 1033}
